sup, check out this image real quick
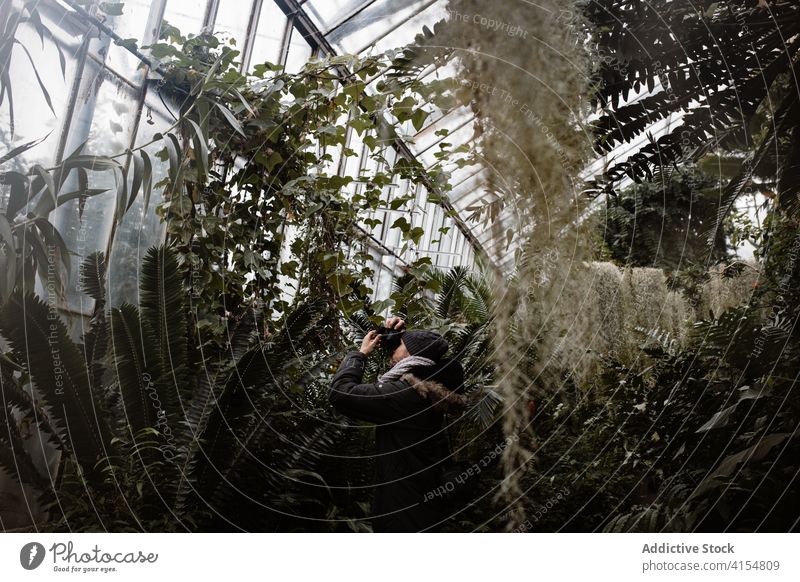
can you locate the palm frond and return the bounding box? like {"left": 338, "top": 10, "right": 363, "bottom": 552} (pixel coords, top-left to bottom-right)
{"left": 139, "top": 245, "right": 189, "bottom": 399}
{"left": 109, "top": 304, "right": 161, "bottom": 437}
{"left": 0, "top": 291, "right": 113, "bottom": 473}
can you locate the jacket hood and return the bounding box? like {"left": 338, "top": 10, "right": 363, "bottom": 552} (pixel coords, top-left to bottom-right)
{"left": 401, "top": 372, "right": 468, "bottom": 412}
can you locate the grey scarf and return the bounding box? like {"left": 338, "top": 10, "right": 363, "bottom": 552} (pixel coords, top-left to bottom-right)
{"left": 378, "top": 355, "right": 436, "bottom": 384}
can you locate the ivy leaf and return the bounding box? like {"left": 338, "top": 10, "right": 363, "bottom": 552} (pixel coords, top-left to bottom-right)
{"left": 265, "top": 151, "right": 283, "bottom": 173}
{"left": 389, "top": 197, "right": 409, "bottom": 210}
{"left": 371, "top": 298, "right": 395, "bottom": 314}
{"left": 280, "top": 260, "right": 299, "bottom": 278}
{"left": 349, "top": 116, "right": 374, "bottom": 136}
{"left": 363, "top": 135, "right": 377, "bottom": 150}
{"left": 391, "top": 96, "right": 417, "bottom": 123}
{"left": 390, "top": 216, "right": 411, "bottom": 233}
{"left": 344, "top": 81, "right": 366, "bottom": 100}
{"left": 411, "top": 108, "right": 429, "bottom": 132}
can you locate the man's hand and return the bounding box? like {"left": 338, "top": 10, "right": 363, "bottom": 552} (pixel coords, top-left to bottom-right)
{"left": 384, "top": 316, "right": 406, "bottom": 330}
{"left": 359, "top": 330, "right": 381, "bottom": 355}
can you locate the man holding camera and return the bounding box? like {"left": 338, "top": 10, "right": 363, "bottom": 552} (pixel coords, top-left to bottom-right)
{"left": 329, "top": 317, "right": 467, "bottom": 532}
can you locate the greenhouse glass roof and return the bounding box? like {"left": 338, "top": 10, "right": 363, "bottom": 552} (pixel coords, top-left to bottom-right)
{"left": 159, "top": 0, "right": 503, "bottom": 270}
{"left": 5, "top": 0, "right": 518, "bottom": 317}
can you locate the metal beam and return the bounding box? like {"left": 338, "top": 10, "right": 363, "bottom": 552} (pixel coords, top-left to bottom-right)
{"left": 271, "top": 0, "right": 491, "bottom": 266}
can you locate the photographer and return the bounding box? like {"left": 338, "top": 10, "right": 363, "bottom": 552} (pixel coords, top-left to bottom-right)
{"left": 330, "top": 317, "right": 467, "bottom": 532}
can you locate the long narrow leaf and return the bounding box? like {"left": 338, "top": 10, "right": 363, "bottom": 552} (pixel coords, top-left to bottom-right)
{"left": 186, "top": 119, "right": 208, "bottom": 182}
{"left": 114, "top": 163, "right": 128, "bottom": 225}
{"left": 127, "top": 150, "right": 144, "bottom": 211}
{"left": 215, "top": 102, "right": 245, "bottom": 137}
{"left": 140, "top": 150, "right": 153, "bottom": 215}
{"left": 29, "top": 163, "right": 57, "bottom": 211}
{"left": 34, "top": 217, "right": 71, "bottom": 282}
{"left": 0, "top": 132, "right": 51, "bottom": 166}
{"left": 56, "top": 187, "right": 111, "bottom": 206}
{"left": 13, "top": 40, "right": 55, "bottom": 115}
{"left": 0, "top": 69, "right": 14, "bottom": 138}
{"left": 164, "top": 133, "right": 182, "bottom": 187}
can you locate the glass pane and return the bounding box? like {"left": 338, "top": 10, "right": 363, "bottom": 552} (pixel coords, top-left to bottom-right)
{"left": 302, "top": 0, "right": 372, "bottom": 33}
{"left": 162, "top": 0, "right": 209, "bottom": 38}
{"left": 54, "top": 70, "right": 140, "bottom": 313}
{"left": 107, "top": 0, "right": 158, "bottom": 40}
{"left": 249, "top": 1, "right": 288, "bottom": 69}
{"left": 326, "top": 0, "right": 433, "bottom": 53}
{"left": 283, "top": 26, "right": 313, "bottom": 74}
{"left": 374, "top": 257, "right": 395, "bottom": 302}
{"left": 212, "top": 0, "right": 254, "bottom": 52}
{"left": 0, "top": 20, "right": 78, "bottom": 174}
{"left": 410, "top": 107, "right": 472, "bottom": 154}
{"left": 373, "top": 1, "right": 446, "bottom": 53}
{"left": 94, "top": 0, "right": 155, "bottom": 81}
{"left": 446, "top": 165, "right": 480, "bottom": 193}
{"left": 107, "top": 97, "right": 172, "bottom": 307}
{"left": 418, "top": 123, "right": 474, "bottom": 171}
{"left": 452, "top": 184, "right": 487, "bottom": 214}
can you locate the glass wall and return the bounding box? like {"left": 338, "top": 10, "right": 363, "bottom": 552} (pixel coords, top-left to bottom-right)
{"left": 8, "top": 0, "right": 488, "bottom": 322}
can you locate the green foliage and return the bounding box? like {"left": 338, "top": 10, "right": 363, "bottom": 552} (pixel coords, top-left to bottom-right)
{"left": 0, "top": 9, "right": 477, "bottom": 531}
{"left": 0, "top": 290, "right": 113, "bottom": 474}
{"left": 0, "top": 246, "right": 357, "bottom": 531}
{"left": 598, "top": 166, "right": 730, "bottom": 270}
{"left": 4, "top": 0, "right": 798, "bottom": 534}
{"left": 0, "top": 135, "right": 129, "bottom": 303}
{"left": 137, "top": 27, "right": 471, "bottom": 330}
{"left": 0, "top": 2, "right": 69, "bottom": 138}
{"left": 516, "top": 288, "right": 799, "bottom": 532}
{"left": 583, "top": 1, "right": 800, "bottom": 225}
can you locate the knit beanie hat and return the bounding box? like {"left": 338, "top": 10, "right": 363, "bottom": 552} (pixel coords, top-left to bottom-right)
{"left": 402, "top": 330, "right": 449, "bottom": 362}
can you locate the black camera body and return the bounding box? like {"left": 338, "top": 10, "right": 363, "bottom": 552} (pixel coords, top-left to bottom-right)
{"left": 376, "top": 326, "right": 404, "bottom": 353}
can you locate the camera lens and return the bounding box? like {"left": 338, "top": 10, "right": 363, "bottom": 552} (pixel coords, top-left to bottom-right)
{"left": 376, "top": 326, "right": 404, "bottom": 352}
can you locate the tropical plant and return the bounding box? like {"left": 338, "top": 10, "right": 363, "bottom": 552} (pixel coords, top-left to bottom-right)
{"left": 599, "top": 165, "right": 731, "bottom": 270}
{"left": 1, "top": 3, "right": 482, "bottom": 531}
{"left": 137, "top": 24, "right": 471, "bottom": 336}
{"left": 0, "top": 129, "right": 138, "bottom": 305}
{"left": 582, "top": 0, "right": 800, "bottom": 224}
{"left": 0, "top": 245, "right": 356, "bottom": 531}
{"left": 508, "top": 294, "right": 799, "bottom": 533}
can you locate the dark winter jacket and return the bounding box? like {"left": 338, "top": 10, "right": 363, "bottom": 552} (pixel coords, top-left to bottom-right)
{"left": 329, "top": 351, "right": 467, "bottom": 532}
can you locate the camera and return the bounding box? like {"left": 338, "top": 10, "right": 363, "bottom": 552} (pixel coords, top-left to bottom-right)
{"left": 376, "top": 325, "right": 404, "bottom": 353}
